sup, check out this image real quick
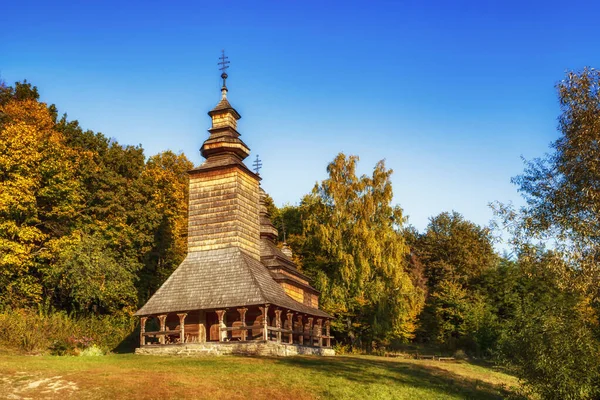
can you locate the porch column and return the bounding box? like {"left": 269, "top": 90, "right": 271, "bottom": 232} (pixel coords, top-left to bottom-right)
{"left": 297, "top": 315, "right": 304, "bottom": 345}
{"left": 158, "top": 314, "right": 167, "bottom": 345}
{"left": 237, "top": 307, "right": 248, "bottom": 341}
{"left": 274, "top": 309, "right": 282, "bottom": 343}
{"left": 198, "top": 310, "right": 207, "bottom": 343}
{"left": 177, "top": 313, "right": 187, "bottom": 344}
{"left": 286, "top": 312, "right": 294, "bottom": 344}
{"left": 316, "top": 318, "right": 323, "bottom": 347}
{"left": 216, "top": 310, "right": 226, "bottom": 342}
{"left": 325, "top": 319, "right": 331, "bottom": 347}
{"left": 140, "top": 317, "right": 148, "bottom": 346}
{"left": 307, "top": 317, "right": 314, "bottom": 346}
{"left": 259, "top": 304, "right": 270, "bottom": 341}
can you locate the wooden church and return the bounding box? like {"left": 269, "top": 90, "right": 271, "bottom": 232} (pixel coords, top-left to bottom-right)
{"left": 135, "top": 55, "right": 334, "bottom": 356}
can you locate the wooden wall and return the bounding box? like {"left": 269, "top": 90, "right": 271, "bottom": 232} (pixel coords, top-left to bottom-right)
{"left": 188, "top": 166, "right": 261, "bottom": 260}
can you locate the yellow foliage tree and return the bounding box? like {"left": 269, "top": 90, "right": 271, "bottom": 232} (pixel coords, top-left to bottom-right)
{"left": 0, "top": 99, "right": 83, "bottom": 306}
{"left": 301, "top": 153, "right": 425, "bottom": 346}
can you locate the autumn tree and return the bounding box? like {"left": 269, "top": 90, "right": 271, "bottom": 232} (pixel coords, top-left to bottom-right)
{"left": 0, "top": 80, "right": 193, "bottom": 314}
{"left": 136, "top": 151, "right": 193, "bottom": 302}
{"left": 0, "top": 96, "right": 83, "bottom": 307}
{"left": 493, "top": 68, "right": 600, "bottom": 398}
{"left": 300, "top": 153, "right": 425, "bottom": 346}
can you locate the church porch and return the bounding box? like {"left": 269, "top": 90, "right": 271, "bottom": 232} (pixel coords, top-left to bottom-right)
{"left": 138, "top": 304, "right": 333, "bottom": 352}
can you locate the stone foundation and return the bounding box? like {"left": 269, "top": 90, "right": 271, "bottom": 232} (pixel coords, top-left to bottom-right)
{"left": 135, "top": 341, "right": 335, "bottom": 357}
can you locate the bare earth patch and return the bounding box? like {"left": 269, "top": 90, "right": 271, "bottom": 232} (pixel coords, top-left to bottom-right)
{"left": 0, "top": 372, "right": 78, "bottom": 399}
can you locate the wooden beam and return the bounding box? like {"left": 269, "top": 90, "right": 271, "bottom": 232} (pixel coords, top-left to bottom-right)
{"left": 198, "top": 310, "right": 207, "bottom": 343}
{"left": 316, "top": 318, "right": 323, "bottom": 347}
{"left": 215, "top": 310, "right": 226, "bottom": 342}
{"left": 266, "top": 327, "right": 293, "bottom": 333}
{"left": 140, "top": 317, "right": 148, "bottom": 346}
{"left": 297, "top": 315, "right": 304, "bottom": 345}
{"left": 325, "top": 319, "right": 331, "bottom": 347}
{"left": 237, "top": 307, "right": 248, "bottom": 341}
{"left": 144, "top": 330, "right": 180, "bottom": 336}
{"left": 286, "top": 312, "right": 293, "bottom": 344}
{"left": 307, "top": 317, "right": 314, "bottom": 346}
{"left": 274, "top": 309, "right": 282, "bottom": 343}
{"left": 177, "top": 313, "right": 187, "bottom": 344}
{"left": 259, "top": 304, "right": 270, "bottom": 341}
{"left": 158, "top": 315, "right": 167, "bottom": 345}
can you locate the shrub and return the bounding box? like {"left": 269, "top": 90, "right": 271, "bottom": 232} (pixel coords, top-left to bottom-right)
{"left": 333, "top": 343, "right": 351, "bottom": 355}
{"left": 453, "top": 349, "right": 467, "bottom": 360}
{"left": 498, "top": 293, "right": 600, "bottom": 399}
{"left": 80, "top": 344, "right": 105, "bottom": 356}
{"left": 0, "top": 308, "right": 136, "bottom": 354}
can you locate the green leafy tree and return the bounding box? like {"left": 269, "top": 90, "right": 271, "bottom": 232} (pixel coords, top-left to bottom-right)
{"left": 416, "top": 211, "right": 498, "bottom": 290}
{"left": 412, "top": 212, "right": 498, "bottom": 351}
{"left": 497, "top": 248, "right": 600, "bottom": 400}
{"left": 300, "top": 153, "right": 425, "bottom": 346}
{"left": 493, "top": 68, "right": 600, "bottom": 398}
{"left": 44, "top": 232, "right": 139, "bottom": 314}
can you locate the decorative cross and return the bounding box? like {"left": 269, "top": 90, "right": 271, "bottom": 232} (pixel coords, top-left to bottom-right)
{"left": 252, "top": 154, "right": 263, "bottom": 175}
{"left": 218, "top": 50, "right": 230, "bottom": 73}
{"left": 218, "top": 50, "right": 230, "bottom": 88}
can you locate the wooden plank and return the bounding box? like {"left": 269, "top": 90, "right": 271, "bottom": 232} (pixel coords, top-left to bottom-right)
{"left": 144, "top": 330, "right": 181, "bottom": 336}
{"left": 267, "top": 327, "right": 292, "bottom": 333}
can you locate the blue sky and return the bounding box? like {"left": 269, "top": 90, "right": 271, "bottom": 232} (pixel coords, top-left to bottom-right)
{"left": 2, "top": 0, "right": 599, "bottom": 236}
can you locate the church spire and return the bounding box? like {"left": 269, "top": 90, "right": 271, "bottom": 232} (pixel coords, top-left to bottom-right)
{"left": 200, "top": 51, "right": 250, "bottom": 162}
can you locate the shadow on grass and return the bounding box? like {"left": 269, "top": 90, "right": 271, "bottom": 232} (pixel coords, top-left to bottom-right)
{"left": 273, "top": 356, "right": 518, "bottom": 400}
{"left": 112, "top": 325, "right": 140, "bottom": 354}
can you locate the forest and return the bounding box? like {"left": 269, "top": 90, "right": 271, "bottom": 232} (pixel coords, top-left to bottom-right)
{"left": 1, "top": 69, "right": 600, "bottom": 399}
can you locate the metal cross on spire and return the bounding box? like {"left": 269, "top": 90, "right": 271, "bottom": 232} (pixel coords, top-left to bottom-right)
{"left": 252, "top": 154, "right": 263, "bottom": 175}
{"left": 218, "top": 50, "right": 230, "bottom": 88}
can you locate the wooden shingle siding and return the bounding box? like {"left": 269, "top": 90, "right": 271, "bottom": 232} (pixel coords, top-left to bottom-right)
{"left": 187, "top": 167, "right": 260, "bottom": 260}
{"left": 282, "top": 283, "right": 304, "bottom": 303}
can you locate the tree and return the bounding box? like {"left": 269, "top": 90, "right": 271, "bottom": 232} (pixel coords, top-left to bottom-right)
{"left": 504, "top": 68, "right": 600, "bottom": 295}
{"left": 415, "top": 211, "right": 498, "bottom": 290}
{"left": 0, "top": 98, "right": 83, "bottom": 307}
{"left": 136, "top": 151, "right": 193, "bottom": 301}
{"left": 493, "top": 68, "right": 600, "bottom": 398}
{"left": 44, "top": 231, "right": 139, "bottom": 314}
{"left": 497, "top": 248, "right": 600, "bottom": 400}
{"left": 0, "top": 80, "right": 193, "bottom": 315}
{"left": 411, "top": 212, "right": 498, "bottom": 351}
{"left": 300, "top": 153, "right": 425, "bottom": 346}
{"left": 511, "top": 68, "right": 600, "bottom": 247}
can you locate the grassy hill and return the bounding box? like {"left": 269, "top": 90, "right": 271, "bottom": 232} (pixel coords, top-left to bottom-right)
{"left": 0, "top": 353, "right": 521, "bottom": 399}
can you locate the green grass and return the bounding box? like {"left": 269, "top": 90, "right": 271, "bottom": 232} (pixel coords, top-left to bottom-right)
{"left": 0, "top": 352, "right": 521, "bottom": 399}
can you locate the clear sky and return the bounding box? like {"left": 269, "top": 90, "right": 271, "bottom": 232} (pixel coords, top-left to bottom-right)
{"left": 2, "top": 0, "right": 600, "bottom": 235}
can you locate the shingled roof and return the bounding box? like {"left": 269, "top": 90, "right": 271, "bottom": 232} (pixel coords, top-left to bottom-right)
{"left": 208, "top": 97, "right": 241, "bottom": 119}
{"left": 135, "top": 246, "right": 329, "bottom": 318}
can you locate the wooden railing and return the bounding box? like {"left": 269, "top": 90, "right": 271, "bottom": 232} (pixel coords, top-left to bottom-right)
{"left": 143, "top": 326, "right": 332, "bottom": 347}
